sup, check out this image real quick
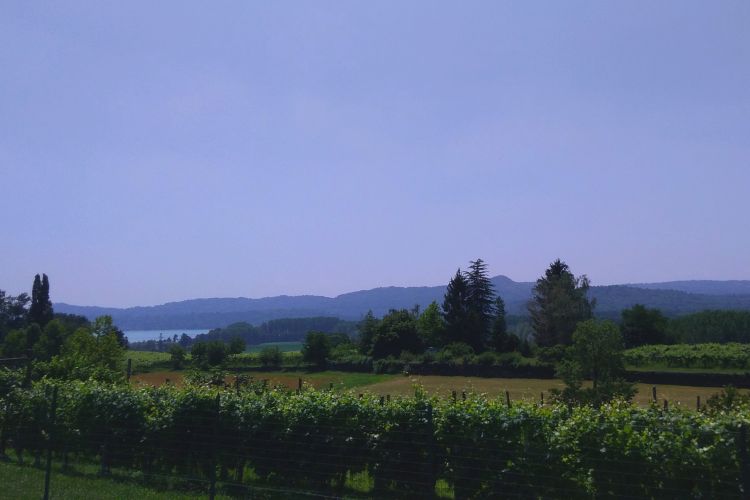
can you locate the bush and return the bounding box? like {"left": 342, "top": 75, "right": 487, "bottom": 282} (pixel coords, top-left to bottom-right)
{"left": 258, "top": 346, "right": 283, "bottom": 369}
{"left": 436, "top": 343, "right": 474, "bottom": 363}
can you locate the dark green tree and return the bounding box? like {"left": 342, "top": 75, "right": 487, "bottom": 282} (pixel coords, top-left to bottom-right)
{"left": 464, "top": 259, "right": 496, "bottom": 350}
{"left": 168, "top": 344, "right": 187, "bottom": 369}
{"left": 621, "top": 304, "right": 668, "bottom": 347}
{"left": 490, "top": 296, "right": 519, "bottom": 352}
{"left": 417, "top": 301, "right": 446, "bottom": 348}
{"left": 442, "top": 269, "right": 470, "bottom": 345}
{"left": 259, "top": 346, "right": 283, "bottom": 368}
{"left": 528, "top": 259, "right": 594, "bottom": 347}
{"left": 228, "top": 336, "right": 246, "bottom": 355}
{"left": 358, "top": 310, "right": 379, "bottom": 355}
{"left": 553, "top": 319, "right": 635, "bottom": 405}
{"left": 369, "top": 309, "right": 421, "bottom": 359}
{"left": 302, "top": 331, "right": 331, "bottom": 367}
{"left": 28, "top": 274, "right": 54, "bottom": 327}
{"left": 0, "top": 290, "right": 30, "bottom": 341}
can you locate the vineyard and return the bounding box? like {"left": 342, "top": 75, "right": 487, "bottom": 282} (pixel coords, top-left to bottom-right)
{"left": 625, "top": 343, "right": 750, "bottom": 370}
{"left": 1, "top": 372, "right": 749, "bottom": 499}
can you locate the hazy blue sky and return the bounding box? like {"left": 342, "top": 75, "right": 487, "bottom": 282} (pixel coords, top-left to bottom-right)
{"left": 2, "top": 2, "right": 748, "bottom": 307}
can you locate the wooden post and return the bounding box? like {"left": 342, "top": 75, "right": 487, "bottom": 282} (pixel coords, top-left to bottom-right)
{"left": 739, "top": 424, "right": 750, "bottom": 500}
{"left": 297, "top": 377, "right": 302, "bottom": 393}
{"left": 461, "top": 391, "right": 466, "bottom": 401}
{"left": 386, "top": 394, "right": 390, "bottom": 403}
{"left": 540, "top": 392, "right": 544, "bottom": 406}
{"left": 697, "top": 395, "right": 701, "bottom": 411}
{"left": 652, "top": 386, "right": 657, "bottom": 403}
{"left": 126, "top": 358, "right": 132, "bottom": 382}
{"left": 505, "top": 390, "right": 511, "bottom": 409}
{"left": 663, "top": 399, "right": 668, "bottom": 411}
{"left": 43, "top": 386, "right": 58, "bottom": 500}
{"left": 451, "top": 390, "right": 457, "bottom": 403}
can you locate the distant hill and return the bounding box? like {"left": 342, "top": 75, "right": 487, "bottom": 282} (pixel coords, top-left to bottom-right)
{"left": 625, "top": 280, "right": 750, "bottom": 296}
{"left": 54, "top": 276, "right": 750, "bottom": 330}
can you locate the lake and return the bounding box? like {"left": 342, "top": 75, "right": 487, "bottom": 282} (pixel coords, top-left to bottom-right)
{"left": 124, "top": 329, "right": 210, "bottom": 343}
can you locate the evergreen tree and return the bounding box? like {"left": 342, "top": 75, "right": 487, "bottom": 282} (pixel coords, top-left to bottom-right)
{"left": 358, "top": 310, "right": 379, "bottom": 355}
{"left": 490, "top": 296, "right": 509, "bottom": 351}
{"left": 28, "top": 273, "right": 54, "bottom": 327}
{"left": 465, "top": 259, "right": 496, "bottom": 350}
{"left": 442, "top": 269, "right": 470, "bottom": 345}
{"left": 528, "top": 259, "right": 594, "bottom": 347}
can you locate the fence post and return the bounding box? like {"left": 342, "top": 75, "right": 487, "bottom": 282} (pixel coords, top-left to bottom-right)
{"left": 298, "top": 377, "right": 302, "bottom": 393}
{"left": 451, "top": 390, "right": 456, "bottom": 403}
{"left": 697, "top": 395, "right": 701, "bottom": 411}
{"left": 43, "top": 386, "right": 58, "bottom": 500}
{"left": 663, "top": 399, "right": 668, "bottom": 411}
{"left": 652, "top": 386, "right": 657, "bottom": 403}
{"left": 209, "top": 393, "right": 220, "bottom": 500}
{"left": 739, "top": 424, "right": 750, "bottom": 500}
{"left": 126, "top": 358, "right": 132, "bottom": 382}
{"left": 540, "top": 392, "right": 544, "bottom": 406}
{"left": 505, "top": 391, "right": 511, "bottom": 409}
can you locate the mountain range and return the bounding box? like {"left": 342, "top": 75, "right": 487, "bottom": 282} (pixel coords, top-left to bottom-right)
{"left": 54, "top": 277, "right": 750, "bottom": 330}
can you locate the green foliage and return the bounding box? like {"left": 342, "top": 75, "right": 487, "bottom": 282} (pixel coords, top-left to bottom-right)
{"left": 528, "top": 259, "right": 594, "bottom": 346}
{"left": 667, "top": 310, "right": 750, "bottom": 343}
{"left": 554, "top": 319, "right": 635, "bottom": 405}
{"left": 27, "top": 274, "right": 53, "bottom": 328}
{"left": 258, "top": 345, "right": 283, "bottom": 368}
{"left": 227, "top": 336, "right": 245, "bottom": 355}
{"left": 1, "top": 382, "right": 747, "bottom": 498}
{"left": 435, "top": 342, "right": 475, "bottom": 362}
{"left": 369, "top": 309, "right": 421, "bottom": 359}
{"left": 0, "top": 290, "right": 29, "bottom": 341}
{"left": 190, "top": 341, "right": 228, "bottom": 368}
{"left": 302, "top": 331, "right": 331, "bottom": 367}
{"left": 416, "top": 301, "right": 446, "bottom": 348}
{"left": 464, "top": 258, "right": 496, "bottom": 350}
{"left": 621, "top": 304, "right": 667, "bottom": 347}
{"left": 442, "top": 269, "right": 470, "bottom": 345}
{"left": 625, "top": 343, "right": 750, "bottom": 370}
{"left": 167, "top": 344, "right": 186, "bottom": 369}
{"left": 358, "top": 310, "right": 379, "bottom": 354}
{"left": 42, "top": 322, "right": 125, "bottom": 383}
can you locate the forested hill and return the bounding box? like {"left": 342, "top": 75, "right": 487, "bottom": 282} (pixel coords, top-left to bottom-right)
{"left": 54, "top": 277, "right": 750, "bottom": 330}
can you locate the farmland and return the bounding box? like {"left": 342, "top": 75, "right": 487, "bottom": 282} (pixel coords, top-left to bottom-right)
{"left": 131, "top": 370, "right": 739, "bottom": 409}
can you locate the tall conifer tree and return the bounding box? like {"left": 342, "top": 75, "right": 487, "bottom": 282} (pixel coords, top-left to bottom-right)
{"left": 28, "top": 273, "right": 54, "bottom": 327}
{"left": 442, "top": 269, "right": 470, "bottom": 345}
{"left": 465, "top": 259, "right": 496, "bottom": 349}
{"left": 528, "top": 259, "right": 593, "bottom": 347}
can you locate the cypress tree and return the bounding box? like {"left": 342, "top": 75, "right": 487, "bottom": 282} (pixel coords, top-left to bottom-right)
{"left": 28, "top": 274, "right": 54, "bottom": 327}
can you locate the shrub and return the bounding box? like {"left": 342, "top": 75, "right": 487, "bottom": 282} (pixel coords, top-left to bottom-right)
{"left": 258, "top": 346, "right": 283, "bottom": 369}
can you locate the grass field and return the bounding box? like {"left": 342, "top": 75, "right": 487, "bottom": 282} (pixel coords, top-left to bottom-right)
{"left": 131, "top": 370, "right": 737, "bottom": 409}
{"left": 0, "top": 461, "right": 234, "bottom": 500}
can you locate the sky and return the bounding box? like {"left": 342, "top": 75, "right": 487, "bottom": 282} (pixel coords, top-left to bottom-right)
{"left": 1, "top": 2, "right": 749, "bottom": 307}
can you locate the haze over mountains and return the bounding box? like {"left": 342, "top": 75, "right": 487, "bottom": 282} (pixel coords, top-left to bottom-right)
{"left": 53, "top": 277, "right": 750, "bottom": 330}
